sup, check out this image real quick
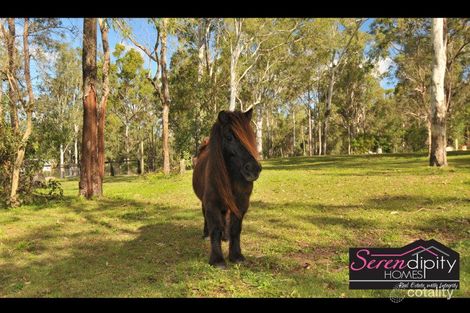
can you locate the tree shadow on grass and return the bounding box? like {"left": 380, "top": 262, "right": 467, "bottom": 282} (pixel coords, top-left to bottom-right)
{"left": 414, "top": 215, "right": 470, "bottom": 242}
{"left": 364, "top": 195, "right": 469, "bottom": 211}
{"left": 0, "top": 218, "right": 207, "bottom": 297}
{"left": 250, "top": 194, "right": 469, "bottom": 247}
{"left": 250, "top": 200, "right": 362, "bottom": 212}
{"left": 103, "top": 175, "right": 143, "bottom": 184}
{"left": 261, "top": 152, "right": 470, "bottom": 173}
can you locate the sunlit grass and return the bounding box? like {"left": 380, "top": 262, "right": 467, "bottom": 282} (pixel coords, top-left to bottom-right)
{"left": 1, "top": 152, "right": 469, "bottom": 297}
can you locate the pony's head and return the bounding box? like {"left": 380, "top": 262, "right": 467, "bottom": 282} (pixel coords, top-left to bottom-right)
{"left": 206, "top": 108, "right": 262, "bottom": 218}
{"left": 216, "top": 108, "right": 262, "bottom": 182}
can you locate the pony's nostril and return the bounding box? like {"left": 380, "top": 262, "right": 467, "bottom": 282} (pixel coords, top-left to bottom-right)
{"left": 244, "top": 163, "right": 252, "bottom": 172}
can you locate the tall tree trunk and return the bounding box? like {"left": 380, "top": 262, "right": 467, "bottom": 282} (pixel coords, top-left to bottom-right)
{"left": 9, "top": 18, "right": 34, "bottom": 206}
{"left": 140, "top": 139, "right": 144, "bottom": 175}
{"left": 255, "top": 104, "right": 263, "bottom": 160}
{"left": 229, "top": 54, "right": 239, "bottom": 111}
{"left": 195, "top": 19, "right": 206, "bottom": 152}
{"left": 427, "top": 117, "right": 432, "bottom": 155}
{"left": 322, "top": 62, "right": 335, "bottom": 155}
{"left": 125, "top": 123, "right": 130, "bottom": 175}
{"left": 160, "top": 18, "right": 171, "bottom": 175}
{"left": 308, "top": 108, "right": 312, "bottom": 156}
{"left": 197, "top": 19, "right": 206, "bottom": 80}
{"left": 229, "top": 19, "right": 242, "bottom": 111}
{"left": 265, "top": 108, "right": 272, "bottom": 158}
{"left": 6, "top": 18, "right": 19, "bottom": 132}
{"left": 292, "top": 109, "right": 296, "bottom": 156}
{"left": 347, "top": 125, "right": 352, "bottom": 155}
{"left": 0, "top": 81, "right": 3, "bottom": 122}
{"left": 79, "top": 18, "right": 102, "bottom": 198}
{"left": 60, "top": 144, "right": 65, "bottom": 179}
{"left": 98, "top": 19, "right": 110, "bottom": 182}
{"left": 73, "top": 124, "right": 79, "bottom": 176}
{"left": 301, "top": 125, "right": 306, "bottom": 156}
{"left": 430, "top": 18, "right": 448, "bottom": 167}
{"left": 318, "top": 122, "right": 322, "bottom": 156}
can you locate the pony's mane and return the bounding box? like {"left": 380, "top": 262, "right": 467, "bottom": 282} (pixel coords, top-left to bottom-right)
{"left": 207, "top": 111, "right": 259, "bottom": 218}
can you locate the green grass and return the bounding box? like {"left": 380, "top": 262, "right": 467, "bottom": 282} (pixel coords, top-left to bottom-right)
{"left": 1, "top": 152, "right": 469, "bottom": 297}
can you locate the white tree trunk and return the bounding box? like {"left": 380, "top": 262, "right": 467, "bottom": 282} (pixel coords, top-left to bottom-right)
{"left": 308, "top": 108, "right": 312, "bottom": 156}
{"left": 229, "top": 19, "right": 242, "bottom": 112}
{"left": 301, "top": 125, "right": 305, "bottom": 156}
{"left": 430, "top": 18, "right": 447, "bottom": 167}
{"left": 323, "top": 65, "right": 335, "bottom": 155}
{"left": 125, "top": 123, "right": 130, "bottom": 175}
{"left": 140, "top": 139, "right": 144, "bottom": 175}
{"left": 197, "top": 19, "right": 206, "bottom": 80}
{"left": 318, "top": 123, "right": 322, "bottom": 156}
{"left": 292, "top": 109, "right": 296, "bottom": 155}
{"left": 60, "top": 144, "right": 65, "bottom": 179}
{"left": 255, "top": 104, "right": 263, "bottom": 159}
{"left": 74, "top": 124, "right": 79, "bottom": 165}
{"left": 229, "top": 54, "right": 239, "bottom": 111}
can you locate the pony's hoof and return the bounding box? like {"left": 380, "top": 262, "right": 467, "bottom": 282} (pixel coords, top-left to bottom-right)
{"left": 209, "top": 260, "right": 227, "bottom": 269}
{"left": 202, "top": 235, "right": 209, "bottom": 240}
{"left": 229, "top": 254, "right": 246, "bottom": 263}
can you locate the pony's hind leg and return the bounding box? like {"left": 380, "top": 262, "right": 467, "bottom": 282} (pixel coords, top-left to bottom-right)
{"left": 202, "top": 205, "right": 209, "bottom": 240}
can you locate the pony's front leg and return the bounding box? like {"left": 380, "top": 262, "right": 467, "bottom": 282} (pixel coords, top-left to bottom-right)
{"left": 205, "top": 204, "right": 226, "bottom": 268}
{"left": 228, "top": 212, "right": 245, "bottom": 263}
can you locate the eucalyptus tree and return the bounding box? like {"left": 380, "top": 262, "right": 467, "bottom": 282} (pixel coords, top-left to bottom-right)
{"left": 429, "top": 18, "right": 448, "bottom": 167}
{"left": 320, "top": 18, "right": 367, "bottom": 155}
{"left": 37, "top": 43, "right": 82, "bottom": 178}
{"left": 443, "top": 18, "right": 470, "bottom": 149}
{"left": 116, "top": 18, "right": 175, "bottom": 175}
{"left": 109, "top": 43, "right": 155, "bottom": 175}
{"left": 79, "top": 18, "right": 110, "bottom": 199}
{"left": 332, "top": 28, "right": 381, "bottom": 154}
{"left": 222, "top": 18, "right": 300, "bottom": 112}
{"left": 0, "top": 18, "right": 65, "bottom": 206}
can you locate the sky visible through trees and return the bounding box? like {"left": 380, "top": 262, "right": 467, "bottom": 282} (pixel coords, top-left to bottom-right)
{"left": 1, "top": 17, "right": 469, "bottom": 206}
{"left": 40, "top": 18, "right": 397, "bottom": 89}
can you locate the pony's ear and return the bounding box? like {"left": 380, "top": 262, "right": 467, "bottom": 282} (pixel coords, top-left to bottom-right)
{"left": 218, "top": 110, "right": 230, "bottom": 125}
{"left": 244, "top": 107, "right": 253, "bottom": 121}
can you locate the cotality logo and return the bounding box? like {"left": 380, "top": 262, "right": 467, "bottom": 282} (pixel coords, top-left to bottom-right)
{"left": 349, "top": 239, "right": 459, "bottom": 290}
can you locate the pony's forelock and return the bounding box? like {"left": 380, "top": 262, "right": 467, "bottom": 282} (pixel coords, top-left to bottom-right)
{"left": 227, "top": 112, "right": 259, "bottom": 161}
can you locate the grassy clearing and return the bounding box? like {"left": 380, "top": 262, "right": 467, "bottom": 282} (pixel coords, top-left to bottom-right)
{"left": 0, "top": 152, "right": 469, "bottom": 297}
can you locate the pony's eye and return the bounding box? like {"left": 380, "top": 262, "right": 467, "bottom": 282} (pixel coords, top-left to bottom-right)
{"left": 226, "top": 134, "right": 234, "bottom": 141}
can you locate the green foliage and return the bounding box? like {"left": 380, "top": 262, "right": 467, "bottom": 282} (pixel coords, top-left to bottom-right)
{"left": 32, "top": 179, "right": 64, "bottom": 204}
{"left": 404, "top": 123, "right": 429, "bottom": 152}
{"left": 0, "top": 128, "right": 20, "bottom": 206}
{"left": 351, "top": 134, "right": 377, "bottom": 153}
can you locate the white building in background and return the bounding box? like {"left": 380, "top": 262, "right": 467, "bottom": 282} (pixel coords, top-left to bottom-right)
{"left": 42, "top": 162, "right": 52, "bottom": 174}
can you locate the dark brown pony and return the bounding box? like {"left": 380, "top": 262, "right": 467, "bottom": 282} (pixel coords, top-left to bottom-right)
{"left": 192, "top": 108, "right": 262, "bottom": 268}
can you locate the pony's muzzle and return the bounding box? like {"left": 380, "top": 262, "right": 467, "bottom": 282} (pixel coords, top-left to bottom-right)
{"left": 242, "top": 161, "right": 262, "bottom": 181}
